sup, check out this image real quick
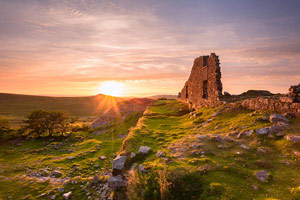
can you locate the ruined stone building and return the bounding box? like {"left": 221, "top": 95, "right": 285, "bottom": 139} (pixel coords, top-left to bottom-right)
{"left": 179, "top": 53, "right": 223, "bottom": 108}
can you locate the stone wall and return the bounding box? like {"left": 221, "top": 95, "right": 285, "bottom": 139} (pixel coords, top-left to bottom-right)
{"left": 242, "top": 84, "right": 300, "bottom": 117}
{"left": 179, "top": 53, "right": 223, "bottom": 108}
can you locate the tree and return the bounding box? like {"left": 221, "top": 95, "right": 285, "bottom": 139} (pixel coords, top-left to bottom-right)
{"left": 56, "top": 111, "right": 70, "bottom": 136}
{"left": 0, "top": 117, "right": 10, "bottom": 132}
{"left": 24, "top": 110, "right": 71, "bottom": 137}
{"left": 24, "top": 110, "right": 48, "bottom": 137}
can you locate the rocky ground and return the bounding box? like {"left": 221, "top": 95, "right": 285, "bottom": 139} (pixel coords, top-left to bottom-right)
{"left": 1, "top": 99, "right": 300, "bottom": 199}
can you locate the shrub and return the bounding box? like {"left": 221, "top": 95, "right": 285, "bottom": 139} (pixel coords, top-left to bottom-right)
{"left": 167, "top": 170, "right": 206, "bottom": 200}
{"left": 209, "top": 182, "right": 225, "bottom": 195}
{"left": 126, "top": 171, "right": 160, "bottom": 200}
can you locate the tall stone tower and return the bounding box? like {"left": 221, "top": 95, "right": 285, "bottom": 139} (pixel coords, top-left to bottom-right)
{"left": 179, "top": 53, "right": 223, "bottom": 108}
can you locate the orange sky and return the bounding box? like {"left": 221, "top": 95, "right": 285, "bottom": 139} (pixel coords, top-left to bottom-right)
{"left": 0, "top": 0, "right": 300, "bottom": 97}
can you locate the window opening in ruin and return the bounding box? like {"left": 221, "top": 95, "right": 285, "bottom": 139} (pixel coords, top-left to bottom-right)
{"left": 186, "top": 85, "right": 188, "bottom": 98}
{"left": 203, "top": 80, "right": 208, "bottom": 99}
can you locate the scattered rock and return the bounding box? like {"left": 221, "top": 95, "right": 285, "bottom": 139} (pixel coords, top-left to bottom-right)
{"left": 63, "top": 191, "right": 72, "bottom": 200}
{"left": 269, "top": 114, "right": 289, "bottom": 123}
{"left": 269, "top": 124, "right": 283, "bottom": 134}
{"left": 244, "top": 130, "right": 254, "bottom": 136}
{"left": 138, "top": 165, "right": 147, "bottom": 173}
{"left": 156, "top": 150, "right": 164, "bottom": 158}
{"left": 130, "top": 152, "right": 136, "bottom": 158}
{"left": 254, "top": 170, "right": 269, "bottom": 183}
{"left": 257, "top": 148, "right": 267, "bottom": 154}
{"left": 138, "top": 146, "right": 151, "bottom": 154}
{"left": 92, "top": 175, "right": 99, "bottom": 184}
{"left": 256, "top": 128, "right": 269, "bottom": 135}
{"left": 130, "top": 163, "right": 137, "bottom": 171}
{"left": 99, "top": 156, "right": 107, "bottom": 160}
{"left": 52, "top": 170, "right": 63, "bottom": 178}
{"left": 241, "top": 144, "right": 249, "bottom": 150}
{"left": 108, "top": 176, "right": 126, "bottom": 189}
{"left": 211, "top": 112, "right": 219, "bottom": 117}
{"left": 285, "top": 135, "right": 300, "bottom": 143}
{"left": 112, "top": 155, "right": 127, "bottom": 171}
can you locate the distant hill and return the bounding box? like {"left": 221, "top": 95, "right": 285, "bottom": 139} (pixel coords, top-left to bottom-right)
{"left": 147, "top": 94, "right": 178, "bottom": 99}
{"left": 0, "top": 93, "right": 123, "bottom": 117}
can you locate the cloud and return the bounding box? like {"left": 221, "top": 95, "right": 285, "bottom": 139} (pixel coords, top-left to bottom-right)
{"left": 0, "top": 0, "right": 300, "bottom": 96}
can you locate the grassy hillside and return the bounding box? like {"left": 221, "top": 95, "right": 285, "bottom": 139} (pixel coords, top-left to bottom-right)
{"left": 120, "top": 99, "right": 300, "bottom": 200}
{"left": 0, "top": 111, "right": 142, "bottom": 200}
{"left": 1, "top": 99, "right": 300, "bottom": 199}
{"left": 0, "top": 93, "right": 122, "bottom": 117}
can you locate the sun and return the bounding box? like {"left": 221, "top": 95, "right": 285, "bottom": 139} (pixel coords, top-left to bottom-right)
{"left": 99, "top": 81, "right": 124, "bottom": 97}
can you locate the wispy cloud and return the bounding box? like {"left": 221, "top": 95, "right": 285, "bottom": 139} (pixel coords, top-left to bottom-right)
{"left": 0, "top": 0, "right": 300, "bottom": 96}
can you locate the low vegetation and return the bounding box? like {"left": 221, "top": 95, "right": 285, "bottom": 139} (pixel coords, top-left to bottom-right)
{"left": 1, "top": 98, "right": 300, "bottom": 199}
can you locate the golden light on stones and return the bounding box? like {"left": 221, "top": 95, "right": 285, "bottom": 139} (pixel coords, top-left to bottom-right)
{"left": 99, "top": 81, "right": 124, "bottom": 97}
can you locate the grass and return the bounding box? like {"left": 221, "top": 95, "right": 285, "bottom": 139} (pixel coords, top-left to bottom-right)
{"left": 0, "top": 111, "right": 141, "bottom": 199}
{"left": 1, "top": 98, "right": 300, "bottom": 199}
{"left": 121, "top": 99, "right": 300, "bottom": 200}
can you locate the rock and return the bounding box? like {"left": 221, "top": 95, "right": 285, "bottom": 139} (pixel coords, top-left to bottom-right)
{"left": 202, "top": 122, "right": 209, "bottom": 127}
{"left": 285, "top": 135, "right": 300, "bottom": 142}
{"left": 52, "top": 170, "right": 63, "bottom": 178}
{"left": 130, "top": 163, "right": 137, "bottom": 171}
{"left": 99, "top": 156, "right": 107, "bottom": 160}
{"left": 254, "top": 170, "right": 269, "bottom": 183}
{"left": 92, "top": 175, "right": 99, "bottom": 184}
{"left": 211, "top": 112, "right": 219, "bottom": 117}
{"left": 218, "top": 144, "right": 227, "bottom": 149}
{"left": 197, "top": 135, "right": 207, "bottom": 141}
{"left": 67, "top": 156, "right": 75, "bottom": 160}
{"left": 138, "top": 146, "right": 151, "bottom": 154}
{"left": 241, "top": 144, "right": 249, "bottom": 149}
{"left": 252, "top": 184, "right": 259, "bottom": 190}
{"left": 130, "top": 152, "right": 136, "bottom": 158}
{"left": 269, "top": 114, "right": 289, "bottom": 123}
{"left": 112, "top": 155, "right": 127, "bottom": 171}
{"left": 108, "top": 176, "right": 126, "bottom": 189}
{"left": 278, "top": 121, "right": 289, "bottom": 126}
{"left": 51, "top": 195, "right": 56, "bottom": 200}
{"left": 244, "top": 130, "right": 254, "bottom": 136}
{"left": 224, "top": 136, "right": 234, "bottom": 142}
{"left": 156, "top": 150, "right": 164, "bottom": 158}
{"left": 256, "top": 128, "right": 269, "bottom": 135}
{"left": 257, "top": 148, "right": 267, "bottom": 154}
{"left": 63, "top": 191, "right": 72, "bottom": 200}
{"left": 138, "top": 165, "right": 147, "bottom": 173}
{"left": 269, "top": 124, "right": 283, "bottom": 134}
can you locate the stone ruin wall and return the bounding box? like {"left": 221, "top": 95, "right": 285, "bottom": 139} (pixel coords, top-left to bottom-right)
{"left": 242, "top": 84, "right": 300, "bottom": 117}
{"left": 179, "top": 53, "right": 223, "bottom": 108}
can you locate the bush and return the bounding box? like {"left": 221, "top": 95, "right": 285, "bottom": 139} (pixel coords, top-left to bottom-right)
{"left": 209, "top": 182, "right": 225, "bottom": 195}
{"left": 126, "top": 171, "right": 160, "bottom": 200}
{"left": 0, "top": 117, "right": 10, "bottom": 131}
{"left": 168, "top": 170, "right": 206, "bottom": 200}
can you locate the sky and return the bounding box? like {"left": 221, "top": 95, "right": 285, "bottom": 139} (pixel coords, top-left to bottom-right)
{"left": 0, "top": 0, "right": 300, "bottom": 97}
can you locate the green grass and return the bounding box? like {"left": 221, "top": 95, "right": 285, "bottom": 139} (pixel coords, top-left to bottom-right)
{"left": 0, "top": 111, "right": 141, "bottom": 199}
{"left": 2, "top": 98, "right": 300, "bottom": 199}
{"left": 121, "top": 99, "right": 300, "bottom": 199}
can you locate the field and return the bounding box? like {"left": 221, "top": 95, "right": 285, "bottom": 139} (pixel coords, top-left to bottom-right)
{"left": 0, "top": 93, "right": 123, "bottom": 127}
{"left": 1, "top": 98, "right": 300, "bottom": 199}
{"left": 120, "top": 100, "right": 300, "bottom": 199}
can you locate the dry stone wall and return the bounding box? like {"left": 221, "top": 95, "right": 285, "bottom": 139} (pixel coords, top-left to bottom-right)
{"left": 242, "top": 84, "right": 300, "bottom": 117}
{"left": 179, "top": 53, "right": 223, "bottom": 108}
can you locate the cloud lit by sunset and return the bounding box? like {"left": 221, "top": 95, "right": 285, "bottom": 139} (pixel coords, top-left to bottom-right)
{"left": 0, "top": 0, "right": 300, "bottom": 96}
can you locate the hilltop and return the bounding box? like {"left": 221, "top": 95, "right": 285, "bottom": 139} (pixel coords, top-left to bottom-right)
{"left": 0, "top": 93, "right": 121, "bottom": 117}
{"left": 1, "top": 98, "right": 300, "bottom": 199}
